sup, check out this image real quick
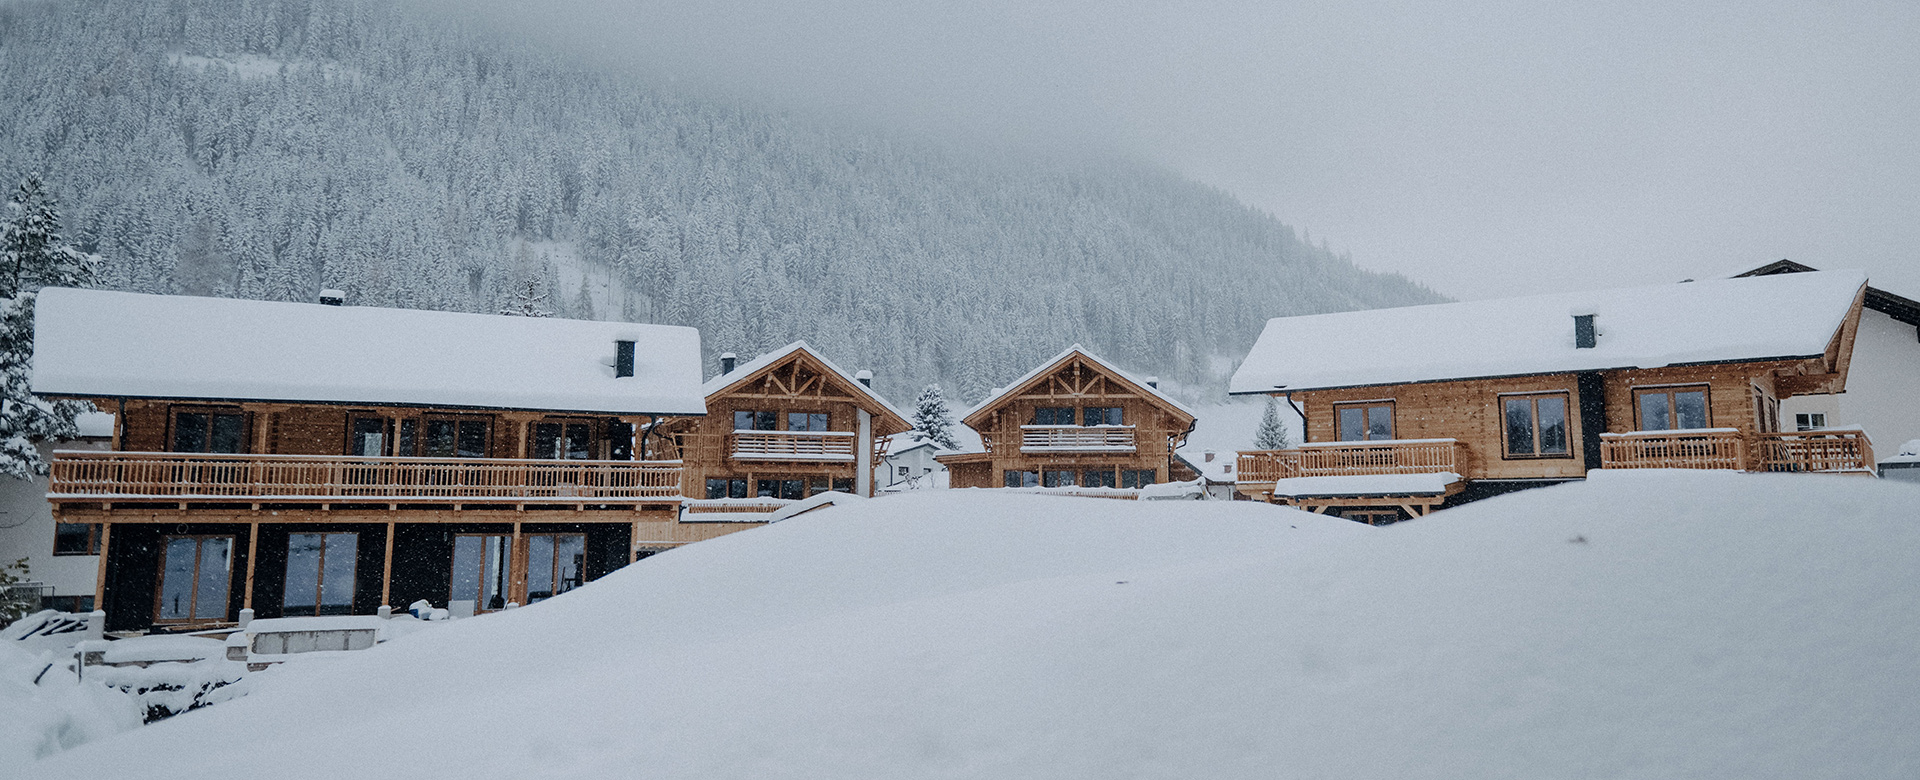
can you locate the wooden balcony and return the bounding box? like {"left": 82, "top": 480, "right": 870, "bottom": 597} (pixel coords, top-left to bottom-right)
{"left": 1019, "top": 425, "right": 1137, "bottom": 453}
{"left": 1600, "top": 428, "right": 1875, "bottom": 474}
{"left": 47, "top": 450, "right": 684, "bottom": 505}
{"left": 1236, "top": 438, "right": 1465, "bottom": 482}
{"left": 728, "top": 431, "right": 856, "bottom": 461}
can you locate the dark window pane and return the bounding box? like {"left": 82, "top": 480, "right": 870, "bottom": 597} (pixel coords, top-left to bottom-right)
{"left": 173, "top": 412, "right": 209, "bottom": 453}
{"left": 734, "top": 411, "right": 754, "bottom": 430}
{"left": 526, "top": 534, "right": 555, "bottom": 601}
{"left": 1082, "top": 469, "right": 1117, "bottom": 488}
{"left": 607, "top": 422, "right": 633, "bottom": 460}
{"left": 555, "top": 535, "right": 584, "bottom": 595}
{"left": 755, "top": 411, "right": 777, "bottom": 431}
{"left": 1675, "top": 390, "right": 1708, "bottom": 429}
{"left": 398, "top": 419, "right": 417, "bottom": 456}
{"left": 1639, "top": 393, "right": 1671, "bottom": 430}
{"left": 53, "top": 523, "right": 95, "bottom": 555}
{"left": 729, "top": 478, "right": 749, "bottom": 499}
{"left": 808, "top": 476, "right": 829, "bottom": 495}
{"left": 457, "top": 421, "right": 488, "bottom": 458}
{"left": 1537, "top": 397, "right": 1569, "bottom": 454}
{"left": 1083, "top": 407, "right": 1122, "bottom": 426}
{"left": 158, "top": 537, "right": 199, "bottom": 620}
{"left": 832, "top": 477, "right": 855, "bottom": 493}
{"left": 532, "top": 423, "right": 562, "bottom": 459}
{"left": 318, "top": 534, "right": 356, "bottom": 612}
{"left": 194, "top": 537, "right": 231, "bottom": 622}
{"left": 1338, "top": 407, "right": 1364, "bottom": 442}
{"left": 1504, "top": 398, "right": 1535, "bottom": 455}
{"left": 1043, "top": 470, "right": 1075, "bottom": 488}
{"left": 1367, "top": 405, "right": 1394, "bottom": 440}
{"left": 756, "top": 479, "right": 779, "bottom": 498}
{"left": 283, "top": 533, "right": 324, "bottom": 615}
{"left": 1034, "top": 407, "right": 1072, "bottom": 426}
{"left": 210, "top": 413, "right": 246, "bottom": 453}
{"left": 352, "top": 418, "right": 387, "bottom": 457}
{"left": 781, "top": 479, "right": 805, "bottom": 500}
{"left": 423, "top": 421, "right": 457, "bottom": 457}
{"left": 564, "top": 423, "right": 592, "bottom": 459}
{"left": 706, "top": 478, "right": 728, "bottom": 499}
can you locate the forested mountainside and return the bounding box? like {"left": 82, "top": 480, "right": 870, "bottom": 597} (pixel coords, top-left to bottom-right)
{"left": 0, "top": 0, "right": 1440, "bottom": 402}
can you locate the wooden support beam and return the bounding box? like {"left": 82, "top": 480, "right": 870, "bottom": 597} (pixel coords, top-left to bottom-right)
{"left": 242, "top": 521, "right": 260, "bottom": 610}
{"left": 93, "top": 521, "right": 112, "bottom": 611}
{"left": 381, "top": 520, "right": 396, "bottom": 607}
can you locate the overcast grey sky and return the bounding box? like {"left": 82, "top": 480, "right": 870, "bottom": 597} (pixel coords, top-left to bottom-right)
{"left": 442, "top": 0, "right": 1920, "bottom": 300}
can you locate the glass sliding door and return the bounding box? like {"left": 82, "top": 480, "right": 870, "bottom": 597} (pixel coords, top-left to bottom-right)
{"left": 155, "top": 535, "right": 233, "bottom": 624}
{"left": 451, "top": 534, "right": 510, "bottom": 612}
{"left": 282, "top": 532, "right": 359, "bottom": 616}
{"left": 525, "top": 534, "right": 586, "bottom": 603}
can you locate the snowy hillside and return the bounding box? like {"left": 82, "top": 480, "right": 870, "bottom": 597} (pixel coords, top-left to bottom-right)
{"left": 0, "top": 0, "right": 1439, "bottom": 401}
{"left": 31, "top": 472, "right": 1920, "bottom": 778}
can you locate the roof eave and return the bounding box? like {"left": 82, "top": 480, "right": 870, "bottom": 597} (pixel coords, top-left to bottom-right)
{"left": 1228, "top": 353, "right": 1830, "bottom": 396}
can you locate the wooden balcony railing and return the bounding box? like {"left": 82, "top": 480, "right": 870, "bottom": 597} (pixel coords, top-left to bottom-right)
{"left": 1019, "top": 425, "right": 1137, "bottom": 453}
{"left": 1236, "top": 439, "right": 1465, "bottom": 482}
{"left": 728, "top": 431, "right": 857, "bottom": 461}
{"left": 47, "top": 451, "right": 684, "bottom": 503}
{"left": 1598, "top": 428, "right": 1875, "bottom": 473}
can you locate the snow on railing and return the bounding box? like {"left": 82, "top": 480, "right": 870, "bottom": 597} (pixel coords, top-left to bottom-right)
{"left": 47, "top": 451, "right": 684, "bottom": 502}
{"left": 1019, "top": 425, "right": 1137, "bottom": 452}
{"left": 1236, "top": 439, "right": 1464, "bottom": 482}
{"left": 728, "top": 430, "right": 857, "bottom": 461}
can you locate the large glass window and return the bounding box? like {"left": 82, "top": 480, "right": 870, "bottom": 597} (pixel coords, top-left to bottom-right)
{"left": 1042, "top": 469, "right": 1076, "bottom": 488}
{"left": 1082, "top": 407, "right": 1123, "bottom": 426}
{"left": 53, "top": 522, "right": 101, "bottom": 556}
{"left": 349, "top": 417, "right": 388, "bottom": 457}
{"left": 421, "top": 418, "right": 490, "bottom": 458}
{"left": 525, "top": 534, "right": 585, "bottom": 603}
{"left": 734, "top": 410, "right": 777, "bottom": 431}
{"left": 282, "top": 532, "right": 358, "bottom": 616}
{"left": 1335, "top": 403, "right": 1395, "bottom": 441}
{"left": 1004, "top": 470, "right": 1040, "bottom": 488}
{"left": 1081, "top": 469, "right": 1118, "bottom": 488}
{"left": 1636, "top": 387, "right": 1709, "bottom": 431}
{"left": 532, "top": 421, "right": 594, "bottom": 460}
{"left": 1121, "top": 469, "right": 1157, "bottom": 489}
{"left": 172, "top": 409, "right": 246, "bottom": 453}
{"left": 755, "top": 478, "right": 805, "bottom": 500}
{"left": 787, "top": 412, "right": 831, "bottom": 432}
{"left": 1032, "top": 407, "right": 1074, "bottom": 425}
{"left": 451, "top": 534, "right": 510, "bottom": 611}
{"left": 1503, "top": 394, "right": 1571, "bottom": 458}
{"left": 155, "top": 535, "right": 231, "bottom": 623}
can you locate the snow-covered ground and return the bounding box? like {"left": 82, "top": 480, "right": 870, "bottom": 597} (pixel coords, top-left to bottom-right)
{"left": 26, "top": 471, "right": 1920, "bottom": 778}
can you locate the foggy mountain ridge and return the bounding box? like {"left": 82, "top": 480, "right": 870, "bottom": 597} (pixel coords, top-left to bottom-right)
{"left": 0, "top": 0, "right": 1442, "bottom": 403}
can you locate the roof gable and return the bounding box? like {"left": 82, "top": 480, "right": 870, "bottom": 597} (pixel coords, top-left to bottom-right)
{"left": 31, "top": 288, "right": 707, "bottom": 415}
{"left": 1230, "top": 270, "right": 1869, "bottom": 394}
{"left": 961, "top": 345, "right": 1196, "bottom": 428}
{"left": 703, "top": 342, "right": 911, "bottom": 433}
{"left": 1732, "top": 261, "right": 1920, "bottom": 328}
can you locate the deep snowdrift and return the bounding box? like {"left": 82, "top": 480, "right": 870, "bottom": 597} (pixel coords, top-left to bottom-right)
{"left": 35, "top": 472, "right": 1920, "bottom": 779}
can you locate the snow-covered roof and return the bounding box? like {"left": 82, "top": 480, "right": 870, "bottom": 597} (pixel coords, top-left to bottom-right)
{"left": 960, "top": 345, "right": 1197, "bottom": 425}
{"left": 1231, "top": 270, "right": 1867, "bottom": 394}
{"left": 1269, "top": 472, "right": 1460, "bottom": 498}
{"left": 702, "top": 341, "right": 909, "bottom": 426}
{"left": 31, "top": 288, "right": 707, "bottom": 415}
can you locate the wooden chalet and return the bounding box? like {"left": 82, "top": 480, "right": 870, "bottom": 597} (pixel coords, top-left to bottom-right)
{"left": 32, "top": 288, "right": 721, "bottom": 633}
{"left": 1227, "top": 270, "right": 1874, "bottom": 523}
{"left": 937, "top": 346, "right": 1198, "bottom": 493}
{"left": 662, "top": 342, "right": 911, "bottom": 514}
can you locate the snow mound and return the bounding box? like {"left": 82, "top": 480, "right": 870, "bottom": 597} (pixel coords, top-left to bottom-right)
{"left": 33, "top": 474, "right": 1920, "bottom": 779}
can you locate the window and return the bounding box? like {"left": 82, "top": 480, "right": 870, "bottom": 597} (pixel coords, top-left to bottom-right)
{"left": 53, "top": 522, "right": 101, "bottom": 556}
{"left": 706, "top": 477, "right": 750, "bottom": 499}
{"left": 410, "top": 417, "right": 490, "bottom": 458}
{"left": 525, "top": 534, "right": 585, "bottom": 603}
{"left": 1121, "top": 469, "right": 1157, "bottom": 489}
{"left": 734, "top": 410, "right": 777, "bottom": 431}
{"left": 898, "top": 466, "right": 911, "bottom": 477}
{"left": 451, "top": 534, "right": 510, "bottom": 611}
{"left": 787, "top": 412, "right": 830, "bottom": 432}
{"left": 282, "top": 532, "right": 357, "bottom": 616}
{"left": 1502, "top": 393, "right": 1571, "bottom": 458}
{"left": 532, "top": 420, "right": 595, "bottom": 460}
{"left": 173, "top": 408, "right": 246, "bottom": 453}
{"left": 1004, "top": 470, "right": 1039, "bottom": 488}
{"left": 1635, "top": 386, "right": 1709, "bottom": 431}
{"left": 1082, "top": 407, "right": 1123, "bottom": 426}
{"left": 1081, "top": 469, "right": 1118, "bottom": 488}
{"left": 1341, "top": 509, "right": 1402, "bottom": 526}
{"left": 831, "top": 477, "right": 855, "bottom": 494}
{"left": 809, "top": 476, "right": 830, "bottom": 495}
{"left": 1795, "top": 413, "right": 1827, "bottom": 431}
{"left": 1042, "top": 469, "right": 1076, "bottom": 488}
{"left": 756, "top": 478, "right": 806, "bottom": 500}
{"left": 1032, "top": 407, "right": 1074, "bottom": 425}
{"left": 349, "top": 416, "right": 388, "bottom": 456}
{"left": 1335, "top": 402, "right": 1394, "bottom": 441}
{"left": 155, "top": 535, "right": 232, "bottom": 624}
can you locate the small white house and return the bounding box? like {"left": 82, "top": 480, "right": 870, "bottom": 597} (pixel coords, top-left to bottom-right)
{"left": 1735, "top": 262, "right": 1920, "bottom": 471}
{"left": 0, "top": 412, "right": 115, "bottom": 614}
{"left": 879, "top": 432, "right": 960, "bottom": 492}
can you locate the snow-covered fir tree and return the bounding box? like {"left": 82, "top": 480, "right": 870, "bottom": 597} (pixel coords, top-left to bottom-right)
{"left": 910, "top": 384, "right": 960, "bottom": 450}
{"left": 499, "top": 273, "right": 551, "bottom": 317}
{"left": 0, "top": 175, "right": 99, "bottom": 478}
{"left": 1255, "top": 396, "right": 1291, "bottom": 450}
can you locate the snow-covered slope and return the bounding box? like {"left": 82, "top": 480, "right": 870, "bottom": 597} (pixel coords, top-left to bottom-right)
{"left": 34, "top": 473, "right": 1920, "bottom": 778}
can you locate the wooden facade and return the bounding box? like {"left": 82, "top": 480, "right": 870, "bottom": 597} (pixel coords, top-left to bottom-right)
{"left": 661, "top": 344, "right": 911, "bottom": 504}
{"left": 1235, "top": 284, "right": 1873, "bottom": 521}
{"left": 938, "top": 348, "right": 1197, "bottom": 492}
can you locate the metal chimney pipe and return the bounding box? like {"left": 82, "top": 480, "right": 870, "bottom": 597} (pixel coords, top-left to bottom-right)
{"left": 720, "top": 352, "right": 736, "bottom": 374}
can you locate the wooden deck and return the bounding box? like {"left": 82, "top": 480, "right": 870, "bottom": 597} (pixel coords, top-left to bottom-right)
{"left": 48, "top": 450, "right": 685, "bottom": 504}
{"left": 1599, "top": 429, "right": 1875, "bottom": 473}
{"left": 1236, "top": 439, "right": 1466, "bottom": 483}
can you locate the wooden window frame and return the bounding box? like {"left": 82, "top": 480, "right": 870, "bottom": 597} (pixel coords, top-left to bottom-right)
{"left": 1004, "top": 470, "right": 1039, "bottom": 488}
{"left": 346, "top": 413, "right": 393, "bottom": 457}
{"left": 167, "top": 405, "right": 250, "bottom": 454}
{"left": 407, "top": 414, "right": 493, "bottom": 458}
{"left": 523, "top": 532, "right": 586, "bottom": 603}
{"left": 1499, "top": 392, "right": 1574, "bottom": 460}
{"left": 529, "top": 416, "right": 600, "bottom": 460}
{"left": 281, "top": 531, "right": 359, "bottom": 617}
{"left": 733, "top": 410, "right": 777, "bottom": 431}
{"left": 1121, "top": 469, "right": 1157, "bottom": 489}
{"left": 1633, "top": 385, "right": 1712, "bottom": 432}
{"left": 1081, "top": 407, "right": 1123, "bottom": 426}
{"left": 52, "top": 522, "right": 102, "bottom": 556}
{"left": 785, "top": 411, "right": 832, "bottom": 432}
{"left": 1031, "top": 407, "right": 1075, "bottom": 426}
{"left": 450, "top": 533, "right": 511, "bottom": 613}
{"left": 152, "top": 534, "right": 234, "bottom": 625}
{"left": 1332, "top": 400, "right": 1396, "bottom": 442}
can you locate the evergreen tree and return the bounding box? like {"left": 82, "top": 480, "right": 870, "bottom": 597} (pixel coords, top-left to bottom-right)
{"left": 1255, "top": 396, "right": 1291, "bottom": 450}
{"left": 499, "top": 273, "right": 551, "bottom": 317}
{"left": 0, "top": 175, "right": 100, "bottom": 478}
{"left": 910, "top": 383, "right": 959, "bottom": 450}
